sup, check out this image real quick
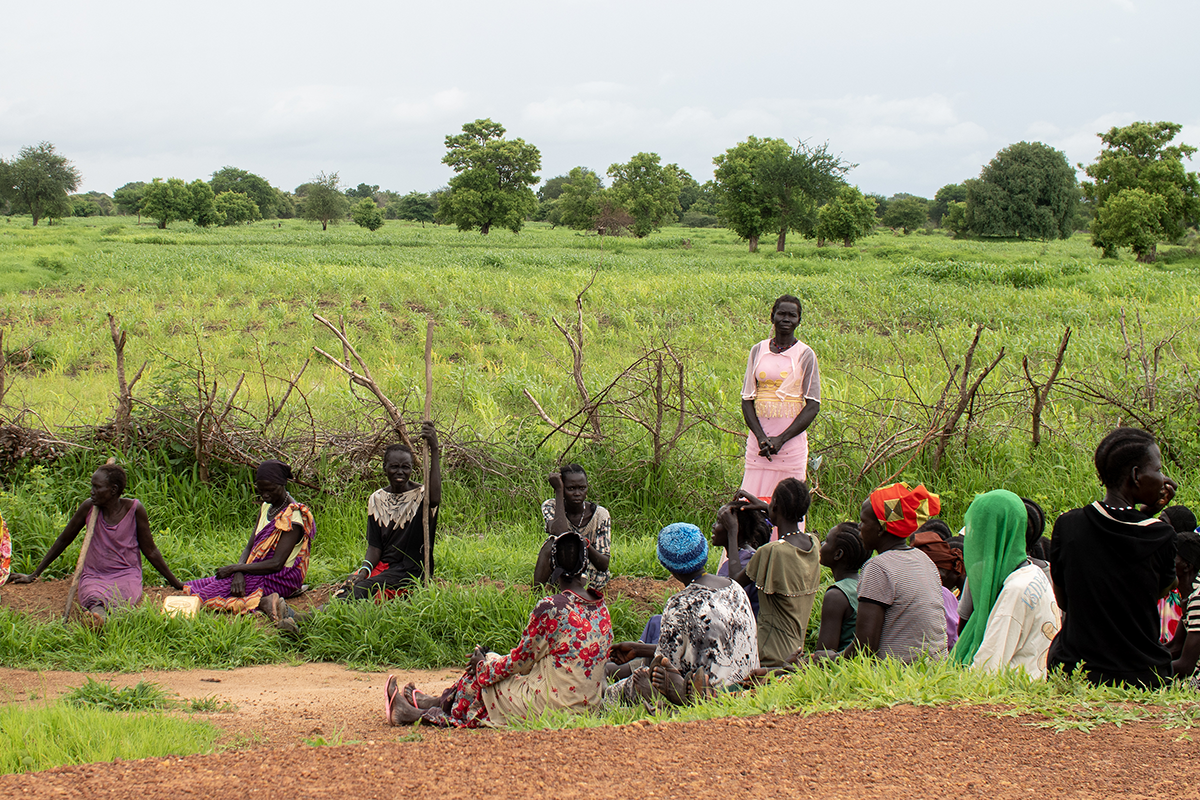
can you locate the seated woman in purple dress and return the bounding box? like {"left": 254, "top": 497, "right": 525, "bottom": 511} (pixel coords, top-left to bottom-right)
{"left": 9, "top": 463, "right": 183, "bottom": 624}
{"left": 184, "top": 460, "right": 315, "bottom": 615}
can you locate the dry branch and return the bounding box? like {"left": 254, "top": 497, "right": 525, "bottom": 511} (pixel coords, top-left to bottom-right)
{"left": 1022, "top": 327, "right": 1071, "bottom": 448}
{"left": 312, "top": 312, "right": 414, "bottom": 452}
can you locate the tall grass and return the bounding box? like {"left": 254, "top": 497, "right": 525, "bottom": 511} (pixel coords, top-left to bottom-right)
{"left": 507, "top": 654, "right": 1200, "bottom": 732}
{"left": 0, "top": 702, "right": 219, "bottom": 774}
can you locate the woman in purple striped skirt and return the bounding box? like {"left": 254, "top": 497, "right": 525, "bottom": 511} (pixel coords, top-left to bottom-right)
{"left": 184, "top": 460, "right": 315, "bottom": 615}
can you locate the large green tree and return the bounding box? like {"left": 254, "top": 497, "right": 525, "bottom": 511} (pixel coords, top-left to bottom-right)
{"left": 558, "top": 167, "right": 604, "bottom": 231}
{"left": 189, "top": 180, "right": 223, "bottom": 227}
{"left": 1082, "top": 121, "right": 1200, "bottom": 262}
{"left": 300, "top": 172, "right": 349, "bottom": 231}
{"left": 930, "top": 183, "right": 967, "bottom": 226}
{"left": 440, "top": 119, "right": 540, "bottom": 235}
{"left": 882, "top": 196, "right": 928, "bottom": 234}
{"left": 712, "top": 136, "right": 852, "bottom": 252}
{"left": 214, "top": 191, "right": 261, "bottom": 225}
{"left": 141, "top": 178, "right": 193, "bottom": 229}
{"left": 210, "top": 167, "right": 279, "bottom": 218}
{"left": 607, "top": 153, "right": 682, "bottom": 238}
{"left": 351, "top": 198, "right": 384, "bottom": 231}
{"left": 210, "top": 167, "right": 279, "bottom": 219}
{"left": 816, "top": 186, "right": 878, "bottom": 246}
{"left": 391, "top": 192, "right": 437, "bottom": 225}
{"left": 1, "top": 142, "right": 81, "bottom": 226}
{"left": 963, "top": 141, "right": 1078, "bottom": 240}
{"left": 113, "top": 181, "right": 148, "bottom": 221}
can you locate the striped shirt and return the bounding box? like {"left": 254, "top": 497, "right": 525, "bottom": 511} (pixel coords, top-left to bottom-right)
{"left": 858, "top": 547, "right": 949, "bottom": 662}
{"left": 1186, "top": 577, "right": 1200, "bottom": 633}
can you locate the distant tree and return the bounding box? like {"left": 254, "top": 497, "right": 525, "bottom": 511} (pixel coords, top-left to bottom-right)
{"left": 71, "top": 192, "right": 113, "bottom": 217}
{"left": 942, "top": 201, "right": 968, "bottom": 237}
{"left": 71, "top": 196, "right": 99, "bottom": 217}
{"left": 1, "top": 142, "right": 82, "bottom": 226}
{"left": 535, "top": 169, "right": 599, "bottom": 223}
{"left": 962, "top": 142, "right": 1078, "bottom": 240}
{"left": 440, "top": 118, "right": 540, "bottom": 235}
{"left": 930, "top": 183, "right": 967, "bottom": 226}
{"left": 189, "top": 180, "right": 223, "bottom": 227}
{"left": 537, "top": 174, "right": 571, "bottom": 203}
{"left": 689, "top": 181, "right": 719, "bottom": 216}
{"left": 558, "top": 166, "right": 604, "bottom": 230}
{"left": 676, "top": 167, "right": 701, "bottom": 216}
{"left": 595, "top": 201, "right": 634, "bottom": 236}
{"left": 346, "top": 182, "right": 380, "bottom": 200}
{"left": 142, "top": 178, "right": 193, "bottom": 229}
{"left": 351, "top": 198, "right": 384, "bottom": 231}
{"left": 392, "top": 191, "right": 437, "bottom": 225}
{"left": 1082, "top": 121, "right": 1200, "bottom": 262}
{"left": 607, "top": 152, "right": 682, "bottom": 238}
{"left": 210, "top": 167, "right": 279, "bottom": 218}
{"left": 867, "top": 193, "right": 889, "bottom": 220}
{"left": 300, "top": 172, "right": 349, "bottom": 231}
{"left": 816, "top": 186, "right": 878, "bottom": 246}
{"left": 214, "top": 191, "right": 262, "bottom": 225}
{"left": 273, "top": 189, "right": 295, "bottom": 219}
{"left": 113, "top": 181, "right": 149, "bottom": 221}
{"left": 1093, "top": 188, "right": 1168, "bottom": 260}
{"left": 882, "top": 196, "right": 928, "bottom": 234}
{"left": 712, "top": 136, "right": 852, "bottom": 251}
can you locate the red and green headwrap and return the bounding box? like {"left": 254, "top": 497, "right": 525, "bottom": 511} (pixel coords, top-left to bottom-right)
{"left": 869, "top": 483, "right": 941, "bottom": 538}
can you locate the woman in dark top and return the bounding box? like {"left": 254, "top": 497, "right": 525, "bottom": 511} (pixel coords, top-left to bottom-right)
{"left": 1048, "top": 427, "right": 1178, "bottom": 687}
{"left": 339, "top": 422, "right": 441, "bottom": 600}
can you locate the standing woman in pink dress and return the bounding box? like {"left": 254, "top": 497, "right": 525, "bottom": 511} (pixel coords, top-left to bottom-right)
{"left": 740, "top": 295, "right": 821, "bottom": 510}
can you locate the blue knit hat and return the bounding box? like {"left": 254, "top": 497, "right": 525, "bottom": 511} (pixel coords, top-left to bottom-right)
{"left": 657, "top": 523, "right": 709, "bottom": 575}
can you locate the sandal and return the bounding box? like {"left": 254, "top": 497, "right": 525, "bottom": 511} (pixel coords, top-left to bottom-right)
{"left": 384, "top": 675, "right": 400, "bottom": 726}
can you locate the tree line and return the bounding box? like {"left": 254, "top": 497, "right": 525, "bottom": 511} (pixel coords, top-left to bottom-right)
{"left": 1, "top": 118, "right": 1196, "bottom": 261}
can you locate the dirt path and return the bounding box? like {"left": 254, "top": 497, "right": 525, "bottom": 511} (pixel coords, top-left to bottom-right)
{"left": 2, "top": 703, "right": 1198, "bottom": 799}
{"left": 5, "top": 579, "right": 1198, "bottom": 798}
{"left": 0, "top": 664, "right": 458, "bottom": 746}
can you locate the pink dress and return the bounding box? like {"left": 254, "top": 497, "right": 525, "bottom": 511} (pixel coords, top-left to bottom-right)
{"left": 740, "top": 339, "right": 821, "bottom": 504}
{"left": 77, "top": 500, "right": 145, "bottom": 611}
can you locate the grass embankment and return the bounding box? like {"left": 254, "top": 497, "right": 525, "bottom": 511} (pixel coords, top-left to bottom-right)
{"left": 0, "top": 679, "right": 221, "bottom": 774}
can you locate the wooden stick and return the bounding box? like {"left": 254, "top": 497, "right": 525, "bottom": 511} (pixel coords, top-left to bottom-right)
{"left": 63, "top": 507, "right": 97, "bottom": 622}
{"left": 421, "top": 318, "right": 434, "bottom": 587}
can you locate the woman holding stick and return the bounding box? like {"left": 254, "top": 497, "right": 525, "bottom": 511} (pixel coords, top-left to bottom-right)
{"left": 740, "top": 294, "right": 821, "bottom": 516}
{"left": 337, "top": 422, "right": 441, "bottom": 600}
{"left": 10, "top": 463, "right": 183, "bottom": 624}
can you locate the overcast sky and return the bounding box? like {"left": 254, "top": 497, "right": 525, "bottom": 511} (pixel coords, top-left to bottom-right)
{"left": 3, "top": 0, "right": 1196, "bottom": 199}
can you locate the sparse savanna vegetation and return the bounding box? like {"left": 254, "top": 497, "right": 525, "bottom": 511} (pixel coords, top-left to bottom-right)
{"left": 2, "top": 212, "right": 1200, "bottom": 761}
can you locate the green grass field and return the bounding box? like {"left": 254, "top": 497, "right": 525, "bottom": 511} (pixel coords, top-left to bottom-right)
{"left": 2, "top": 214, "right": 1199, "bottom": 679}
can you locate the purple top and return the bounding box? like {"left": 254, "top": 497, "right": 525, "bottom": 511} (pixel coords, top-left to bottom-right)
{"left": 942, "top": 586, "right": 960, "bottom": 650}
{"left": 718, "top": 547, "right": 759, "bottom": 617}
{"left": 77, "top": 500, "right": 144, "bottom": 611}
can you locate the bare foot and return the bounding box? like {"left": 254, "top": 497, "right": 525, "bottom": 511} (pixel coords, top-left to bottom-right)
{"left": 260, "top": 593, "right": 282, "bottom": 621}
{"left": 650, "top": 656, "right": 687, "bottom": 706}
{"left": 631, "top": 666, "right": 659, "bottom": 704}
{"left": 690, "top": 670, "right": 717, "bottom": 701}
{"left": 403, "top": 683, "right": 440, "bottom": 710}
{"left": 388, "top": 690, "right": 423, "bottom": 726}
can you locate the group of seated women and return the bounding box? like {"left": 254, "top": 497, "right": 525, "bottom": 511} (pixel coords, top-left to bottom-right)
{"left": 4, "top": 424, "right": 1197, "bottom": 729}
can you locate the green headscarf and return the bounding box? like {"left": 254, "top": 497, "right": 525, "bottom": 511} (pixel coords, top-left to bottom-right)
{"left": 952, "top": 490, "right": 1028, "bottom": 665}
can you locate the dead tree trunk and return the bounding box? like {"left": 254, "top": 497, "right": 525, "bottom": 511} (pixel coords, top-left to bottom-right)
{"left": 550, "top": 272, "right": 602, "bottom": 440}
{"left": 931, "top": 324, "right": 1006, "bottom": 471}
{"left": 1022, "top": 327, "right": 1071, "bottom": 448}
{"left": 106, "top": 313, "right": 147, "bottom": 447}
{"left": 312, "top": 313, "right": 415, "bottom": 452}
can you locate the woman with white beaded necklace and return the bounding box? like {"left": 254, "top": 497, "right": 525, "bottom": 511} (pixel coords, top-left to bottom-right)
{"left": 1047, "top": 427, "right": 1178, "bottom": 687}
